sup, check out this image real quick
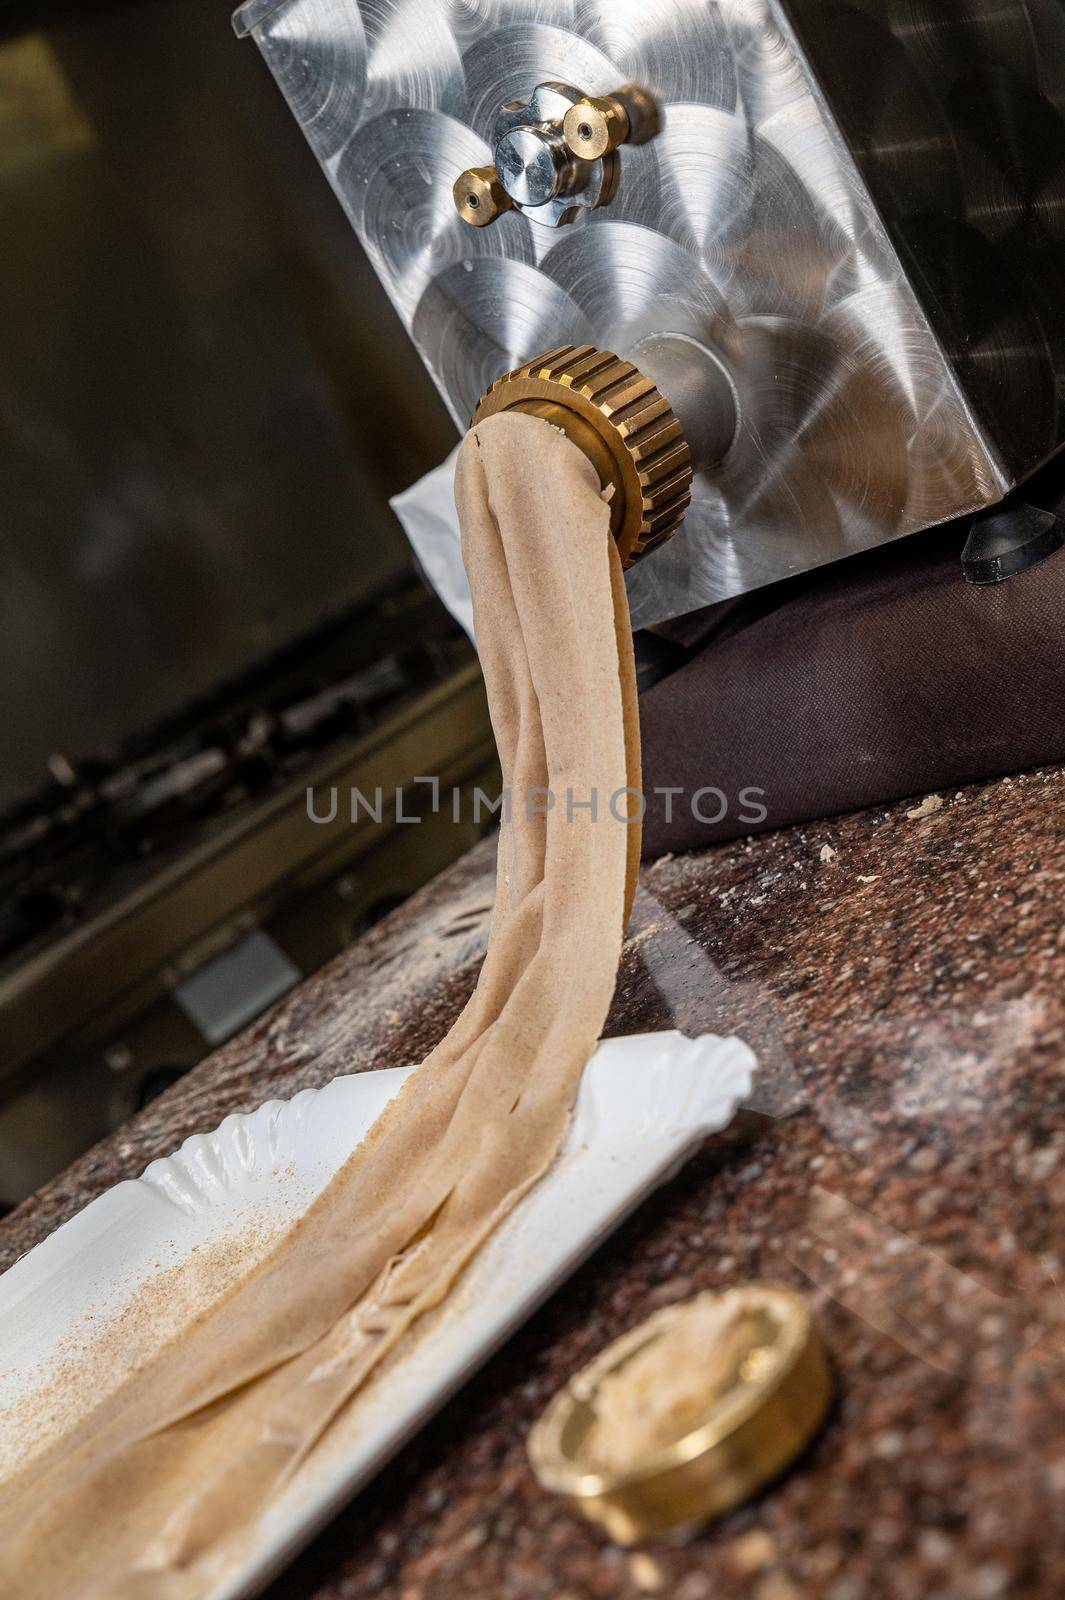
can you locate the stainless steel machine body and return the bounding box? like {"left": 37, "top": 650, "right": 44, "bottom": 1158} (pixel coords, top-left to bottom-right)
{"left": 233, "top": 0, "right": 1065, "bottom": 627}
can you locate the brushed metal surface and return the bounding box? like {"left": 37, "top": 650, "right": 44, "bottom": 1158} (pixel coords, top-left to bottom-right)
{"left": 784, "top": 0, "right": 1065, "bottom": 487}
{"left": 235, "top": 0, "right": 1065, "bottom": 625}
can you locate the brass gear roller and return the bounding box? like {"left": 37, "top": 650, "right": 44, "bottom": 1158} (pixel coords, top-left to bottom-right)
{"left": 472, "top": 345, "right": 693, "bottom": 567}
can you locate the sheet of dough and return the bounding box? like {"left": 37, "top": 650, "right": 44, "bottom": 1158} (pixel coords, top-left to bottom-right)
{"left": 0, "top": 414, "right": 640, "bottom": 1598}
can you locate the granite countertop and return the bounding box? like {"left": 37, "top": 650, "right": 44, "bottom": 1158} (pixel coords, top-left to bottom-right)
{"left": 3, "top": 767, "right": 1064, "bottom": 1600}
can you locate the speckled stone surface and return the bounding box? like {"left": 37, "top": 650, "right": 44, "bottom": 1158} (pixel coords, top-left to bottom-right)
{"left": 3, "top": 767, "right": 1064, "bottom": 1600}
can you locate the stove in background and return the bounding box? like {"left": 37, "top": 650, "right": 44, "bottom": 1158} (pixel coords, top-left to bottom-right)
{"left": 0, "top": 579, "right": 498, "bottom": 1207}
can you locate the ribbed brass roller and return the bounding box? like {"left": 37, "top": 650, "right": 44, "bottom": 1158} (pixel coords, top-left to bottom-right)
{"left": 472, "top": 344, "right": 693, "bottom": 567}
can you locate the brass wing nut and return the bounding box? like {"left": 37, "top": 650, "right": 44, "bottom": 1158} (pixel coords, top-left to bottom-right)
{"left": 472, "top": 343, "right": 693, "bottom": 568}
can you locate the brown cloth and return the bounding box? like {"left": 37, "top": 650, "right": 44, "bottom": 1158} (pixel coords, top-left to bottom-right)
{"left": 640, "top": 464, "right": 1065, "bottom": 859}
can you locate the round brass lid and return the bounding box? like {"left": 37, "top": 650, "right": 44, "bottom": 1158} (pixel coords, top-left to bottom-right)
{"left": 527, "top": 1284, "right": 833, "bottom": 1545}
{"left": 471, "top": 344, "right": 693, "bottom": 568}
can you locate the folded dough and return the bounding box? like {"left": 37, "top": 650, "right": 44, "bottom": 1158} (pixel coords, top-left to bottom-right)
{"left": 0, "top": 413, "right": 640, "bottom": 1598}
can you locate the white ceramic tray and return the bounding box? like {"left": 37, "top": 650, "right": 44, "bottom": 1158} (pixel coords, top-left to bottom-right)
{"left": 0, "top": 1029, "right": 755, "bottom": 1599}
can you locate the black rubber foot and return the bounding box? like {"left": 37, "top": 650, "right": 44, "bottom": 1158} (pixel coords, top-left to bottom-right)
{"left": 962, "top": 501, "right": 1065, "bottom": 586}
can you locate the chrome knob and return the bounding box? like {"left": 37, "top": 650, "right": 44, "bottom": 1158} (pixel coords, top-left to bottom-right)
{"left": 454, "top": 80, "right": 656, "bottom": 230}
{"left": 495, "top": 125, "right": 570, "bottom": 209}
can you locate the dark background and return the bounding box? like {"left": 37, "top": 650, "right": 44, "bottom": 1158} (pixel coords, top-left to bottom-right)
{"left": 0, "top": 0, "right": 457, "bottom": 814}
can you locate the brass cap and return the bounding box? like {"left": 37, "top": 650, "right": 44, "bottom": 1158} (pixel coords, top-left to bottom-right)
{"left": 472, "top": 344, "right": 692, "bottom": 567}
{"left": 453, "top": 166, "right": 513, "bottom": 227}
{"left": 563, "top": 84, "right": 660, "bottom": 161}
{"left": 527, "top": 1284, "right": 833, "bottom": 1545}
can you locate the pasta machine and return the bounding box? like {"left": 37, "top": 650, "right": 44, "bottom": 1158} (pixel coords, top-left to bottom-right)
{"left": 233, "top": 0, "right": 1065, "bottom": 626}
